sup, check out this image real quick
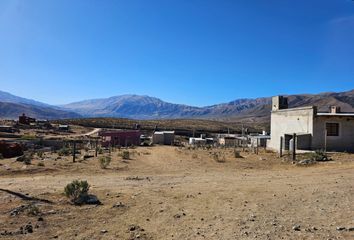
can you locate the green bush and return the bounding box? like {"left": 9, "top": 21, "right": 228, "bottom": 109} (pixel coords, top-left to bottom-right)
{"left": 97, "top": 147, "right": 103, "bottom": 154}
{"left": 64, "top": 180, "right": 90, "bottom": 204}
{"left": 99, "top": 156, "right": 111, "bottom": 169}
{"left": 311, "top": 150, "right": 328, "bottom": 161}
{"left": 122, "top": 151, "right": 130, "bottom": 160}
{"left": 37, "top": 162, "right": 45, "bottom": 167}
{"left": 58, "top": 147, "right": 71, "bottom": 156}
{"left": 0, "top": 153, "right": 3, "bottom": 159}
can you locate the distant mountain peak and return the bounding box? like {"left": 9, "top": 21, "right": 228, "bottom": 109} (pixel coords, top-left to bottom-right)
{"left": 1, "top": 89, "right": 353, "bottom": 121}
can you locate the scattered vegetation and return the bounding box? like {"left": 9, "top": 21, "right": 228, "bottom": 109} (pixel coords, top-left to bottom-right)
{"left": 37, "top": 151, "right": 44, "bottom": 158}
{"left": 17, "top": 153, "right": 33, "bottom": 165}
{"left": 20, "top": 134, "right": 37, "bottom": 140}
{"left": 99, "top": 156, "right": 111, "bottom": 169}
{"left": 234, "top": 150, "right": 242, "bottom": 158}
{"left": 53, "top": 118, "right": 262, "bottom": 135}
{"left": 310, "top": 150, "right": 329, "bottom": 161}
{"left": 97, "top": 147, "right": 103, "bottom": 155}
{"left": 37, "top": 162, "right": 45, "bottom": 167}
{"left": 27, "top": 205, "right": 40, "bottom": 216}
{"left": 58, "top": 147, "right": 71, "bottom": 156}
{"left": 121, "top": 150, "right": 130, "bottom": 160}
{"left": 64, "top": 180, "right": 90, "bottom": 204}
{"left": 213, "top": 152, "right": 226, "bottom": 163}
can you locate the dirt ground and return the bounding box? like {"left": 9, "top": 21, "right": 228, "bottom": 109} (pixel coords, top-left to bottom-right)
{"left": 0, "top": 146, "right": 353, "bottom": 240}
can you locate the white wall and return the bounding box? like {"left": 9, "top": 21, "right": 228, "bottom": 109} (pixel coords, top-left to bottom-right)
{"left": 268, "top": 107, "right": 315, "bottom": 151}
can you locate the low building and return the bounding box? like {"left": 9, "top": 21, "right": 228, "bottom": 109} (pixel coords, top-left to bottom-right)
{"left": 249, "top": 135, "right": 270, "bottom": 148}
{"left": 18, "top": 113, "right": 36, "bottom": 125}
{"left": 218, "top": 136, "right": 237, "bottom": 147}
{"left": 0, "top": 125, "right": 16, "bottom": 133}
{"left": 99, "top": 130, "right": 141, "bottom": 147}
{"left": 189, "top": 136, "right": 215, "bottom": 146}
{"left": 189, "top": 137, "right": 207, "bottom": 146}
{"left": 37, "top": 120, "right": 52, "bottom": 129}
{"left": 153, "top": 131, "right": 175, "bottom": 145}
{"left": 268, "top": 96, "right": 354, "bottom": 152}
{"left": 58, "top": 125, "right": 70, "bottom": 131}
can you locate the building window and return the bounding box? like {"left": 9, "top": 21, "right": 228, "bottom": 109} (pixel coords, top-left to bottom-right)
{"left": 326, "top": 123, "right": 339, "bottom": 136}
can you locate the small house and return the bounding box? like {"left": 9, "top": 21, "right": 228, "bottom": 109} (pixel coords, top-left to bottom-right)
{"left": 18, "top": 114, "right": 36, "bottom": 125}
{"left": 153, "top": 131, "right": 175, "bottom": 145}
{"left": 99, "top": 130, "right": 141, "bottom": 147}
{"left": 58, "top": 125, "right": 70, "bottom": 131}
{"left": 268, "top": 96, "right": 354, "bottom": 152}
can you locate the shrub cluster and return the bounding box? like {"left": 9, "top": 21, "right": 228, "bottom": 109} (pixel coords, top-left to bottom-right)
{"left": 64, "top": 180, "right": 90, "bottom": 204}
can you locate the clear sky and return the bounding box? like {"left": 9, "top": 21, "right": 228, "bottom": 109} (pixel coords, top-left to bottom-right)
{"left": 0, "top": 0, "right": 354, "bottom": 106}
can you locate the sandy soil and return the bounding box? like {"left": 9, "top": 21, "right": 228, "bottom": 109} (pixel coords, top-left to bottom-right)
{"left": 0, "top": 146, "right": 353, "bottom": 240}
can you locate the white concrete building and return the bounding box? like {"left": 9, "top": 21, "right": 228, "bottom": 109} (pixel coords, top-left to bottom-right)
{"left": 268, "top": 96, "right": 354, "bottom": 152}
{"left": 153, "top": 131, "right": 175, "bottom": 145}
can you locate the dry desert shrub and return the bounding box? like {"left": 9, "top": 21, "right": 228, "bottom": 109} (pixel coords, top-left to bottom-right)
{"left": 213, "top": 152, "right": 226, "bottom": 163}
{"left": 99, "top": 156, "right": 111, "bottom": 169}
{"left": 64, "top": 180, "right": 90, "bottom": 204}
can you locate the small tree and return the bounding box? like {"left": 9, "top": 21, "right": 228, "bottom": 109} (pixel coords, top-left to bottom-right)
{"left": 99, "top": 156, "right": 111, "bottom": 169}
{"left": 64, "top": 180, "right": 90, "bottom": 204}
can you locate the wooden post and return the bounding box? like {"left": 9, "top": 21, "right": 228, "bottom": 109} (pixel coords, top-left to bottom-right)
{"left": 324, "top": 129, "right": 327, "bottom": 153}
{"left": 280, "top": 136, "right": 283, "bottom": 158}
{"left": 256, "top": 138, "right": 259, "bottom": 155}
{"left": 72, "top": 141, "right": 76, "bottom": 163}
{"left": 292, "top": 133, "right": 296, "bottom": 161}
{"left": 95, "top": 139, "right": 98, "bottom": 157}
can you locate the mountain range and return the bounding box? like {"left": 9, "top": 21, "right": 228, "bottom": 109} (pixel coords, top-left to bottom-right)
{"left": 1, "top": 89, "right": 354, "bottom": 122}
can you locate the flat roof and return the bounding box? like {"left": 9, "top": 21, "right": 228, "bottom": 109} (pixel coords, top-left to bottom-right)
{"left": 154, "top": 131, "right": 175, "bottom": 134}
{"left": 272, "top": 106, "right": 314, "bottom": 113}
{"left": 317, "top": 113, "right": 354, "bottom": 117}
{"left": 249, "top": 135, "right": 271, "bottom": 139}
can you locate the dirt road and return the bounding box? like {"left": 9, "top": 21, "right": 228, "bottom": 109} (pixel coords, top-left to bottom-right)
{"left": 0, "top": 147, "right": 353, "bottom": 239}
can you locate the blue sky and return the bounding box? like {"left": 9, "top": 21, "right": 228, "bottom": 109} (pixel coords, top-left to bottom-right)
{"left": 0, "top": 0, "right": 354, "bottom": 106}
